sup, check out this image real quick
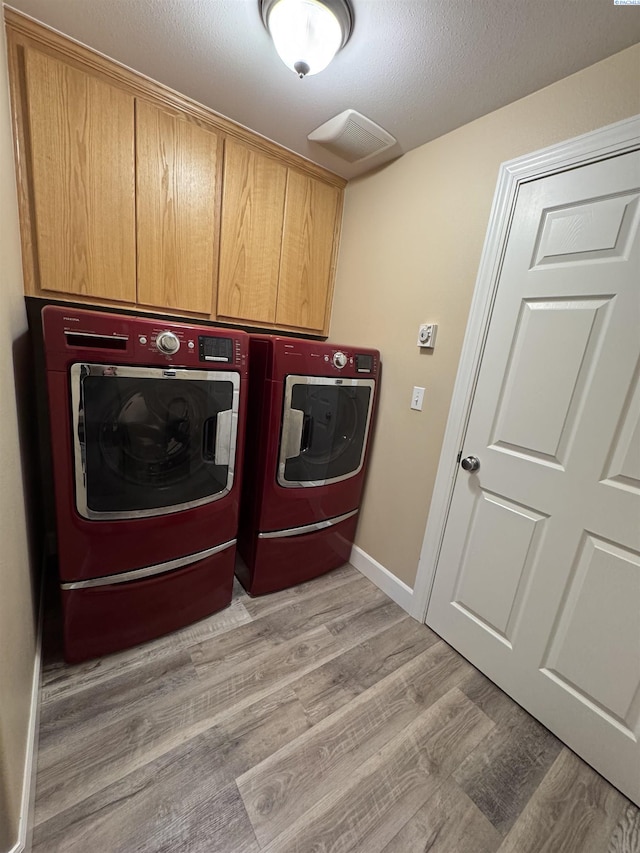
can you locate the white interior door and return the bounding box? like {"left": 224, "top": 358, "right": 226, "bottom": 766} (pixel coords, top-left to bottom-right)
{"left": 427, "top": 149, "right": 640, "bottom": 805}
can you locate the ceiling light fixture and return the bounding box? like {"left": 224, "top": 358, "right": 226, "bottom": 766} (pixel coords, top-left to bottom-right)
{"left": 261, "top": 0, "right": 353, "bottom": 79}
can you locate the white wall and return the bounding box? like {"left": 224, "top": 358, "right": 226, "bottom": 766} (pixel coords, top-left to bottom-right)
{"left": 330, "top": 44, "right": 640, "bottom": 588}
{"left": 0, "top": 21, "right": 38, "bottom": 853}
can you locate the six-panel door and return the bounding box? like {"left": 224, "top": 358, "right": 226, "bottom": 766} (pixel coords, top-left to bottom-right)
{"left": 427, "top": 150, "right": 640, "bottom": 804}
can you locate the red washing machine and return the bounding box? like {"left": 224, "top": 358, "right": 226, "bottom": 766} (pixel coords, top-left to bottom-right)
{"left": 42, "top": 306, "right": 248, "bottom": 662}
{"left": 237, "top": 335, "right": 380, "bottom": 595}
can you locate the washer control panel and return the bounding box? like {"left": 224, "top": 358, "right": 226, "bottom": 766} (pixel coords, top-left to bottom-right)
{"left": 156, "top": 330, "right": 181, "bottom": 355}
{"left": 355, "top": 354, "right": 374, "bottom": 373}
{"left": 136, "top": 328, "right": 237, "bottom": 365}
{"left": 199, "top": 335, "right": 234, "bottom": 363}
{"left": 44, "top": 305, "right": 249, "bottom": 371}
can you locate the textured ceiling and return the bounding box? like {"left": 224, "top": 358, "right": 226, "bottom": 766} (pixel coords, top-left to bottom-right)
{"left": 5, "top": 0, "right": 640, "bottom": 179}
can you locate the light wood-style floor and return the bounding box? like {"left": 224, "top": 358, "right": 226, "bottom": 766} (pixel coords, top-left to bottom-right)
{"left": 33, "top": 563, "right": 639, "bottom": 853}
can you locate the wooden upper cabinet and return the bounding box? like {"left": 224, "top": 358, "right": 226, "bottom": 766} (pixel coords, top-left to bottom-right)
{"left": 136, "top": 99, "right": 220, "bottom": 314}
{"left": 23, "top": 48, "right": 136, "bottom": 302}
{"left": 7, "top": 12, "right": 345, "bottom": 332}
{"left": 218, "top": 139, "right": 287, "bottom": 324}
{"left": 276, "top": 171, "right": 340, "bottom": 333}
{"left": 218, "top": 145, "right": 342, "bottom": 334}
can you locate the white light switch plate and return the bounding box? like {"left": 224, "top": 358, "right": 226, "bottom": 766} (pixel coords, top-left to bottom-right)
{"left": 411, "top": 386, "right": 425, "bottom": 410}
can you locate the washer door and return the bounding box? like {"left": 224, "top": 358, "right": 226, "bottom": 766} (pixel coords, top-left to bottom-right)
{"left": 71, "top": 363, "right": 240, "bottom": 519}
{"left": 278, "top": 376, "right": 375, "bottom": 488}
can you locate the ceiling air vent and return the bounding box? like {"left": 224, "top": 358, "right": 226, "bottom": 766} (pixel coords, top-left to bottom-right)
{"left": 307, "top": 109, "right": 396, "bottom": 164}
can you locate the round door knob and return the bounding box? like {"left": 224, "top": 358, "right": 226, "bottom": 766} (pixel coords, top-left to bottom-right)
{"left": 333, "top": 351, "right": 347, "bottom": 369}
{"left": 156, "top": 331, "right": 180, "bottom": 355}
{"left": 461, "top": 455, "right": 480, "bottom": 472}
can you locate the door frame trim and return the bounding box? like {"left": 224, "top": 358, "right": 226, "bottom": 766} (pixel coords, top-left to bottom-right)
{"left": 410, "top": 113, "right": 640, "bottom": 623}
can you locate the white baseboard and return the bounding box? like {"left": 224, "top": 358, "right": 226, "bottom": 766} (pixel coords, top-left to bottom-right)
{"left": 349, "top": 545, "right": 415, "bottom": 616}
{"left": 8, "top": 574, "right": 44, "bottom": 853}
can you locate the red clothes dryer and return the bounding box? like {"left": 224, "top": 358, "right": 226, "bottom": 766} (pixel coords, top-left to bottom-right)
{"left": 237, "top": 335, "right": 380, "bottom": 595}
{"left": 42, "top": 306, "right": 248, "bottom": 662}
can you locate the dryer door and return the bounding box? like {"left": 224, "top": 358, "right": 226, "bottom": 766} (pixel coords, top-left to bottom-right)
{"left": 278, "top": 376, "right": 375, "bottom": 488}
{"left": 71, "top": 363, "right": 240, "bottom": 519}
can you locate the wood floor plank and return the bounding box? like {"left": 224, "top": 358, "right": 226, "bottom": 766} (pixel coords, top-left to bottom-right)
{"left": 262, "top": 574, "right": 389, "bottom": 641}
{"left": 34, "top": 626, "right": 340, "bottom": 823}
{"left": 325, "top": 596, "right": 432, "bottom": 646}
{"left": 40, "top": 595, "right": 252, "bottom": 702}
{"left": 33, "top": 687, "right": 309, "bottom": 851}
{"left": 607, "top": 804, "right": 640, "bottom": 853}
{"left": 38, "top": 648, "right": 199, "bottom": 749}
{"left": 453, "top": 687, "right": 563, "bottom": 835}
{"left": 381, "top": 775, "right": 502, "bottom": 853}
{"left": 497, "top": 748, "right": 629, "bottom": 853}
{"left": 189, "top": 613, "right": 281, "bottom": 672}
{"left": 32, "top": 566, "right": 635, "bottom": 852}
{"left": 237, "top": 641, "right": 478, "bottom": 846}
{"left": 171, "top": 596, "right": 254, "bottom": 649}
{"left": 238, "top": 562, "right": 361, "bottom": 620}
{"left": 189, "top": 576, "right": 386, "bottom": 677}
{"left": 292, "top": 615, "right": 440, "bottom": 725}
{"left": 35, "top": 764, "right": 259, "bottom": 853}
{"left": 459, "top": 668, "right": 529, "bottom": 728}
{"left": 259, "top": 688, "right": 495, "bottom": 853}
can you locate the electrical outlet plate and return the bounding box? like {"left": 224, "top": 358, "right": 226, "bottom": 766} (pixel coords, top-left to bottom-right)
{"left": 417, "top": 323, "right": 438, "bottom": 349}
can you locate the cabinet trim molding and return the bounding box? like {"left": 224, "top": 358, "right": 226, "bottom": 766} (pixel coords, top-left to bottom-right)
{"left": 4, "top": 8, "right": 347, "bottom": 189}
{"left": 5, "top": 8, "right": 345, "bottom": 337}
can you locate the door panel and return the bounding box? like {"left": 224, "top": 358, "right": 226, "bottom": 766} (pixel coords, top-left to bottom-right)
{"left": 532, "top": 191, "right": 639, "bottom": 265}
{"left": 276, "top": 172, "right": 339, "bottom": 332}
{"left": 453, "top": 490, "right": 547, "bottom": 645}
{"left": 217, "top": 140, "right": 287, "bottom": 324}
{"left": 136, "top": 99, "right": 219, "bottom": 314}
{"left": 541, "top": 533, "right": 640, "bottom": 732}
{"left": 601, "top": 359, "right": 640, "bottom": 492}
{"left": 24, "top": 49, "right": 136, "bottom": 302}
{"left": 490, "top": 297, "right": 611, "bottom": 465}
{"left": 427, "top": 150, "right": 640, "bottom": 804}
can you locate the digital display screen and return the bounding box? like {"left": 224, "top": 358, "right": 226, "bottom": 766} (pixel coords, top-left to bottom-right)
{"left": 355, "top": 354, "right": 373, "bottom": 373}
{"left": 199, "top": 336, "right": 233, "bottom": 363}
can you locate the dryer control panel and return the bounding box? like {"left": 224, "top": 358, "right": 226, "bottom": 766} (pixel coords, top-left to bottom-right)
{"left": 261, "top": 335, "right": 380, "bottom": 380}
{"left": 320, "top": 348, "right": 378, "bottom": 375}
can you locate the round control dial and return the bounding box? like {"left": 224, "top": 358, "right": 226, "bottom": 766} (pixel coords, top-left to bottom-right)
{"left": 333, "top": 351, "right": 348, "bottom": 369}
{"left": 156, "top": 331, "right": 180, "bottom": 355}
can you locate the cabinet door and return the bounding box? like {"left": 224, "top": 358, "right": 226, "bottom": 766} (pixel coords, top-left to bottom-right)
{"left": 276, "top": 171, "right": 340, "bottom": 333}
{"left": 218, "top": 140, "right": 287, "bottom": 324}
{"left": 136, "top": 100, "right": 219, "bottom": 314}
{"left": 24, "top": 49, "right": 136, "bottom": 302}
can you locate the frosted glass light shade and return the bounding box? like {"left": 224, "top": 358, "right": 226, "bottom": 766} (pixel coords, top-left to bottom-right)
{"left": 264, "top": 0, "right": 351, "bottom": 78}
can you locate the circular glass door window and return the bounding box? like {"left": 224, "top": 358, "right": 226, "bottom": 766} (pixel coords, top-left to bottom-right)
{"left": 297, "top": 387, "right": 359, "bottom": 466}
{"left": 99, "top": 383, "right": 207, "bottom": 487}
{"left": 78, "top": 372, "right": 235, "bottom": 515}
{"left": 283, "top": 382, "right": 372, "bottom": 485}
